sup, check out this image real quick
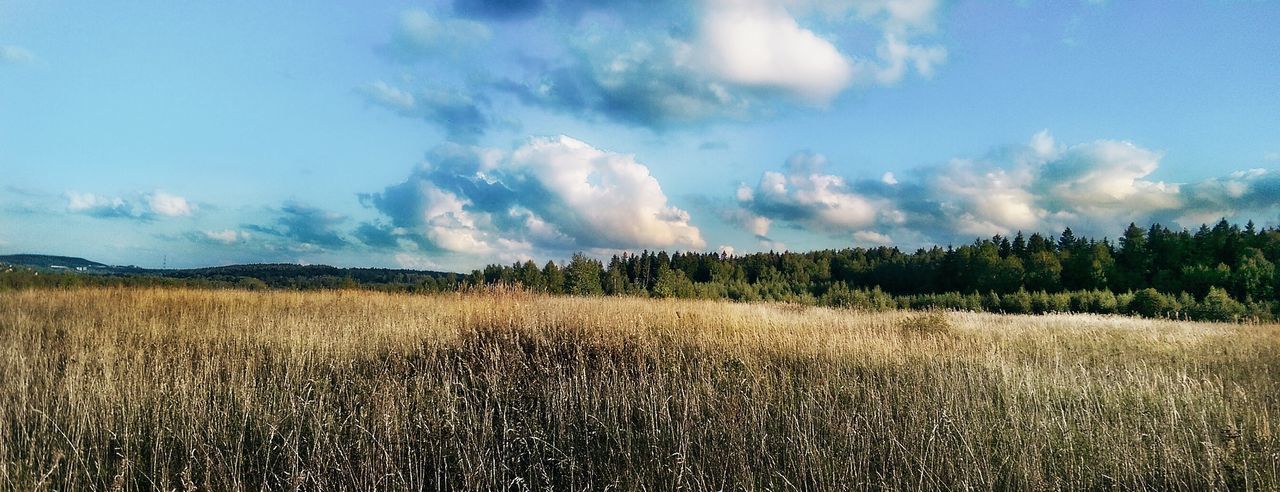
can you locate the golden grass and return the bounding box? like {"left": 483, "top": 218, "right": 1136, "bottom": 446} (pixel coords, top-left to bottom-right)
{"left": 1, "top": 287, "right": 1277, "bottom": 490}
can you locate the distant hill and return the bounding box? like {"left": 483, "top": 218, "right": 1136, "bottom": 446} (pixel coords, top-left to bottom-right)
{"left": 1, "top": 254, "right": 457, "bottom": 291}
{"left": 160, "top": 263, "right": 455, "bottom": 289}
{"left": 0, "top": 254, "right": 109, "bottom": 269}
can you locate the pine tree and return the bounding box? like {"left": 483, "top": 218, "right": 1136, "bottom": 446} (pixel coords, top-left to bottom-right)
{"left": 541, "top": 261, "right": 565, "bottom": 294}
{"left": 565, "top": 253, "right": 604, "bottom": 296}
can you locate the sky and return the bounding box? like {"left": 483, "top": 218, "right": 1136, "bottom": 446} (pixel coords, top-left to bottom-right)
{"left": 1, "top": 0, "right": 1278, "bottom": 271}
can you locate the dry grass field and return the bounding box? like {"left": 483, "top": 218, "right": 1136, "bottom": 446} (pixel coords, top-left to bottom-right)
{"left": 1, "top": 288, "right": 1277, "bottom": 490}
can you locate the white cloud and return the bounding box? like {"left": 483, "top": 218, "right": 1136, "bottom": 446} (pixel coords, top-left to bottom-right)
{"left": 66, "top": 190, "right": 193, "bottom": 220}
{"left": 853, "top": 230, "right": 892, "bottom": 245}
{"left": 1029, "top": 129, "right": 1058, "bottom": 158}
{"left": 363, "top": 176, "right": 494, "bottom": 254}
{"left": 147, "top": 192, "right": 193, "bottom": 217}
{"left": 864, "top": 32, "right": 946, "bottom": 85}
{"left": 1177, "top": 168, "right": 1280, "bottom": 223}
{"left": 930, "top": 158, "right": 1042, "bottom": 235}
{"left": 880, "top": 0, "right": 942, "bottom": 29}
{"left": 66, "top": 192, "right": 127, "bottom": 215}
{"left": 881, "top": 171, "right": 898, "bottom": 185}
{"left": 787, "top": 0, "right": 947, "bottom": 86}
{"left": 361, "top": 135, "right": 706, "bottom": 259}
{"left": 718, "top": 245, "right": 737, "bottom": 256}
{"left": 202, "top": 229, "right": 251, "bottom": 245}
{"left": 746, "top": 215, "right": 772, "bottom": 236}
{"left": 420, "top": 186, "right": 492, "bottom": 253}
{"left": 0, "top": 45, "right": 35, "bottom": 64}
{"left": 394, "top": 252, "right": 442, "bottom": 271}
{"left": 731, "top": 131, "right": 1280, "bottom": 246}
{"left": 486, "top": 0, "right": 948, "bottom": 128}
{"left": 739, "top": 151, "right": 894, "bottom": 235}
{"left": 695, "top": 0, "right": 853, "bottom": 103}
{"left": 511, "top": 136, "right": 706, "bottom": 250}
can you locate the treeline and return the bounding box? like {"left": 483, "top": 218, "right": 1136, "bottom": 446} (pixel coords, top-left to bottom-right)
{"left": 468, "top": 219, "right": 1280, "bottom": 322}
{"left": 160, "top": 264, "right": 459, "bottom": 290}
{"left": 0, "top": 265, "right": 462, "bottom": 293}
{"left": 5, "top": 219, "right": 1278, "bottom": 322}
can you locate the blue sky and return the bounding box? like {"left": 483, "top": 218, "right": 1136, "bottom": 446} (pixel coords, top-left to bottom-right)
{"left": 1, "top": 0, "right": 1278, "bottom": 271}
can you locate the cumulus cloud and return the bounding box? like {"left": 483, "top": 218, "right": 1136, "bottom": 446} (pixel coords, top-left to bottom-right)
{"left": 246, "top": 201, "right": 349, "bottom": 250}
{"left": 67, "top": 192, "right": 133, "bottom": 219}
{"left": 1176, "top": 169, "right": 1280, "bottom": 225}
{"left": 497, "top": 35, "right": 752, "bottom": 129}
{"left": 789, "top": 0, "right": 948, "bottom": 86}
{"left": 66, "top": 191, "right": 194, "bottom": 220}
{"left": 513, "top": 136, "right": 705, "bottom": 247}
{"left": 694, "top": 0, "right": 853, "bottom": 103}
{"left": 147, "top": 192, "right": 193, "bottom": 217}
{"left": 730, "top": 131, "right": 1280, "bottom": 246}
{"left": 369, "top": 1, "right": 948, "bottom": 134}
{"left": 359, "top": 136, "right": 705, "bottom": 257}
{"left": 853, "top": 230, "right": 893, "bottom": 245}
{"left": 0, "top": 45, "right": 35, "bottom": 64}
{"left": 483, "top": 0, "right": 946, "bottom": 129}
{"left": 735, "top": 152, "right": 898, "bottom": 240}
{"left": 361, "top": 81, "right": 497, "bottom": 142}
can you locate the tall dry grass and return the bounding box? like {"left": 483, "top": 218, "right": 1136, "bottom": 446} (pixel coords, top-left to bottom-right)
{"left": 0, "top": 287, "right": 1277, "bottom": 490}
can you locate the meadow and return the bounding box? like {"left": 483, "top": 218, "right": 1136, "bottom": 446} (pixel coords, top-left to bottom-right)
{"left": 1, "top": 288, "right": 1277, "bottom": 490}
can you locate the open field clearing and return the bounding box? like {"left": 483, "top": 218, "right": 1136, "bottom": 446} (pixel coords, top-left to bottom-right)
{"left": 1, "top": 288, "right": 1278, "bottom": 490}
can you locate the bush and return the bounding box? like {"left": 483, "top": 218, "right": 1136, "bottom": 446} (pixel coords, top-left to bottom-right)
{"left": 726, "top": 280, "right": 759, "bottom": 302}
{"left": 1028, "top": 291, "right": 1051, "bottom": 314}
{"left": 1049, "top": 293, "right": 1072, "bottom": 313}
{"left": 1001, "top": 289, "right": 1033, "bottom": 314}
{"left": 981, "top": 292, "right": 1002, "bottom": 312}
{"left": 820, "top": 282, "right": 860, "bottom": 308}
{"left": 1192, "top": 287, "right": 1246, "bottom": 322}
{"left": 1115, "top": 291, "right": 1135, "bottom": 314}
{"left": 1244, "top": 300, "right": 1275, "bottom": 323}
{"left": 1074, "top": 290, "right": 1118, "bottom": 314}
{"left": 1130, "top": 288, "right": 1174, "bottom": 319}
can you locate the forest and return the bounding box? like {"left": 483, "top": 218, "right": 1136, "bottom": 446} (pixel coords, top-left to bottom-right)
{"left": 468, "top": 219, "right": 1280, "bottom": 321}
{"left": 4, "top": 219, "right": 1278, "bottom": 321}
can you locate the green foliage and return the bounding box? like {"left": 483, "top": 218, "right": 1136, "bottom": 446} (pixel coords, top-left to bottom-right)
{"left": 652, "top": 267, "right": 694, "bottom": 299}
{"left": 236, "top": 277, "right": 269, "bottom": 291}
{"left": 1130, "top": 288, "right": 1174, "bottom": 318}
{"left": 1234, "top": 248, "right": 1275, "bottom": 300}
{"left": 7, "top": 219, "right": 1278, "bottom": 323}
{"left": 1192, "top": 287, "right": 1246, "bottom": 322}
{"left": 982, "top": 291, "right": 1002, "bottom": 312}
{"left": 542, "top": 261, "right": 565, "bottom": 294}
{"left": 564, "top": 253, "right": 604, "bottom": 296}
{"left": 1000, "top": 289, "right": 1033, "bottom": 314}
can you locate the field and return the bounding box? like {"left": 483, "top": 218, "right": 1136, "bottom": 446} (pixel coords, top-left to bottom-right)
{"left": 1, "top": 288, "right": 1278, "bottom": 490}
